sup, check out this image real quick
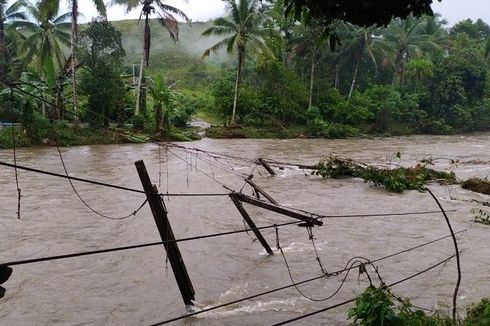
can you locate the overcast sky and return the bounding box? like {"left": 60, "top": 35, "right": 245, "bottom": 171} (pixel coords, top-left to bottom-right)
{"left": 80, "top": 0, "right": 489, "bottom": 26}
{"left": 78, "top": 0, "right": 227, "bottom": 23}
{"left": 7, "top": 0, "right": 490, "bottom": 26}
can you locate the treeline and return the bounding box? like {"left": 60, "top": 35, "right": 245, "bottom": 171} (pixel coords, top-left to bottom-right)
{"left": 0, "top": 0, "right": 199, "bottom": 147}
{"left": 0, "top": 0, "right": 489, "bottom": 146}
{"left": 198, "top": 1, "right": 490, "bottom": 136}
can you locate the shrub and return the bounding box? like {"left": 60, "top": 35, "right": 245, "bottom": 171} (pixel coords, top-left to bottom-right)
{"left": 348, "top": 286, "right": 455, "bottom": 326}
{"left": 307, "top": 118, "right": 358, "bottom": 138}
{"left": 0, "top": 127, "right": 30, "bottom": 148}
{"left": 132, "top": 115, "right": 146, "bottom": 131}
{"left": 464, "top": 298, "right": 490, "bottom": 325}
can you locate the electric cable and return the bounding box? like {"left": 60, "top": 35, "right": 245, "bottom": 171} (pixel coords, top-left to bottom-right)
{"left": 145, "top": 231, "right": 465, "bottom": 325}
{"left": 271, "top": 254, "right": 457, "bottom": 326}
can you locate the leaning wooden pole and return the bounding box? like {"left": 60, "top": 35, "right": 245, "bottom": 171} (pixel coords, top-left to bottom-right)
{"left": 232, "top": 193, "right": 323, "bottom": 226}
{"left": 245, "top": 177, "right": 278, "bottom": 205}
{"left": 229, "top": 194, "right": 274, "bottom": 255}
{"left": 135, "top": 160, "right": 195, "bottom": 306}
{"left": 258, "top": 158, "right": 276, "bottom": 176}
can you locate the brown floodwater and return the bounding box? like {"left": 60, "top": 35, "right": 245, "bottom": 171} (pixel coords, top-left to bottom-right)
{"left": 0, "top": 134, "right": 489, "bottom": 325}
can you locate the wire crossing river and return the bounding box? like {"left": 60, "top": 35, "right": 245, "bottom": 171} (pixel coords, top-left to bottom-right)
{"left": 0, "top": 134, "right": 489, "bottom": 325}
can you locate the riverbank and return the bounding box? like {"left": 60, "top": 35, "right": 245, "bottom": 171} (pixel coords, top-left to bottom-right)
{"left": 1, "top": 116, "right": 488, "bottom": 150}
{"left": 0, "top": 123, "right": 201, "bottom": 149}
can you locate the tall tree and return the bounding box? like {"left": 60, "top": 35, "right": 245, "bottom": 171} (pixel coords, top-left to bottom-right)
{"left": 337, "top": 23, "right": 390, "bottom": 97}
{"left": 78, "top": 19, "right": 125, "bottom": 128}
{"left": 19, "top": 4, "right": 71, "bottom": 77}
{"left": 384, "top": 15, "right": 440, "bottom": 87}
{"left": 202, "top": 0, "right": 273, "bottom": 127}
{"left": 109, "top": 0, "right": 190, "bottom": 116}
{"left": 0, "top": 0, "right": 28, "bottom": 76}
{"left": 286, "top": 20, "right": 327, "bottom": 107}
{"left": 39, "top": 0, "right": 106, "bottom": 122}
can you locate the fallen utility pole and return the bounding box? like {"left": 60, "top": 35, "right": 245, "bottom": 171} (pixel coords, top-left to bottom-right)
{"left": 135, "top": 160, "right": 195, "bottom": 306}
{"left": 230, "top": 193, "right": 323, "bottom": 226}
{"left": 229, "top": 195, "right": 274, "bottom": 255}
{"left": 258, "top": 158, "right": 276, "bottom": 176}
{"left": 245, "top": 177, "right": 278, "bottom": 205}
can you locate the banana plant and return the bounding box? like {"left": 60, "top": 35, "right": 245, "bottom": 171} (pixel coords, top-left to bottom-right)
{"left": 148, "top": 74, "right": 175, "bottom": 135}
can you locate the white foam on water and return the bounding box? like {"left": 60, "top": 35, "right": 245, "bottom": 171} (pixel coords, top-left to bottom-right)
{"left": 259, "top": 241, "right": 329, "bottom": 256}
{"left": 192, "top": 297, "right": 308, "bottom": 319}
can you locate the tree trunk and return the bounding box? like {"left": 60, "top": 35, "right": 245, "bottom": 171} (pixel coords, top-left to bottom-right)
{"left": 135, "top": 55, "right": 144, "bottom": 116}
{"left": 348, "top": 56, "right": 361, "bottom": 98}
{"left": 155, "top": 104, "right": 162, "bottom": 135}
{"left": 71, "top": 0, "right": 78, "bottom": 123}
{"left": 144, "top": 13, "right": 151, "bottom": 67}
{"left": 308, "top": 49, "right": 316, "bottom": 108}
{"left": 334, "top": 63, "right": 340, "bottom": 90}
{"left": 392, "top": 65, "right": 398, "bottom": 87}
{"left": 0, "top": 18, "right": 6, "bottom": 77}
{"left": 136, "top": 12, "right": 151, "bottom": 117}
{"left": 231, "top": 50, "right": 244, "bottom": 127}
{"left": 399, "top": 62, "right": 406, "bottom": 88}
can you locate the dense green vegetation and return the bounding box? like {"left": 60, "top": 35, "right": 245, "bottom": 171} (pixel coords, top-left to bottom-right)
{"left": 349, "top": 286, "right": 490, "bottom": 325}
{"left": 312, "top": 156, "right": 457, "bottom": 192}
{"left": 0, "top": 0, "right": 489, "bottom": 148}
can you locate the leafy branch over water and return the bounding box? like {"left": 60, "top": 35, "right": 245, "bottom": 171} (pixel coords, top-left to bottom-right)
{"left": 349, "top": 286, "right": 490, "bottom": 325}
{"left": 462, "top": 178, "right": 490, "bottom": 196}
{"left": 313, "top": 156, "right": 457, "bottom": 192}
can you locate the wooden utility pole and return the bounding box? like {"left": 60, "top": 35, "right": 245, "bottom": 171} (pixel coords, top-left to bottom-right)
{"left": 244, "top": 177, "right": 278, "bottom": 205}
{"left": 231, "top": 193, "right": 323, "bottom": 227}
{"left": 0, "top": 266, "right": 13, "bottom": 299}
{"left": 229, "top": 195, "right": 274, "bottom": 255}
{"left": 135, "top": 160, "right": 195, "bottom": 306}
{"left": 258, "top": 158, "right": 276, "bottom": 176}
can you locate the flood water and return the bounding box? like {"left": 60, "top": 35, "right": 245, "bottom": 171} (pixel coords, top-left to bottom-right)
{"left": 0, "top": 134, "right": 489, "bottom": 325}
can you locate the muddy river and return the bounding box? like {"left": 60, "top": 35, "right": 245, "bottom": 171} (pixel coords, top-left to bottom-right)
{"left": 0, "top": 134, "right": 489, "bottom": 325}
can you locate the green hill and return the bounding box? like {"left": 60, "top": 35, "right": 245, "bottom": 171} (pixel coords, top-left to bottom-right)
{"left": 110, "top": 19, "right": 232, "bottom": 86}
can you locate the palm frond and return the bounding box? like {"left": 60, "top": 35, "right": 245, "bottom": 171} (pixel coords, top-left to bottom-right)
{"left": 5, "top": 12, "right": 28, "bottom": 22}
{"left": 53, "top": 12, "right": 73, "bottom": 24}
{"left": 155, "top": 1, "right": 190, "bottom": 23}
{"left": 157, "top": 15, "right": 179, "bottom": 42}
{"left": 108, "top": 0, "right": 140, "bottom": 14}
{"left": 202, "top": 36, "right": 237, "bottom": 58}
{"left": 201, "top": 24, "right": 235, "bottom": 37}
{"left": 6, "top": 0, "right": 28, "bottom": 16}
{"left": 91, "top": 0, "right": 106, "bottom": 17}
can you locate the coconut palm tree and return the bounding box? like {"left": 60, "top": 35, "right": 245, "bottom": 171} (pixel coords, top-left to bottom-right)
{"left": 38, "top": 0, "right": 106, "bottom": 121}
{"left": 338, "top": 23, "right": 390, "bottom": 98}
{"left": 109, "top": 0, "right": 190, "bottom": 116}
{"left": 0, "top": 0, "right": 28, "bottom": 75}
{"left": 286, "top": 20, "right": 327, "bottom": 107}
{"left": 384, "top": 15, "right": 440, "bottom": 87}
{"left": 19, "top": 4, "right": 71, "bottom": 77}
{"left": 110, "top": 0, "right": 189, "bottom": 67}
{"left": 202, "top": 0, "right": 272, "bottom": 127}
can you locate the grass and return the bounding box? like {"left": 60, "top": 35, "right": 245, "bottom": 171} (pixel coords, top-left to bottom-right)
{"left": 0, "top": 123, "right": 200, "bottom": 149}
{"left": 205, "top": 125, "right": 311, "bottom": 139}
